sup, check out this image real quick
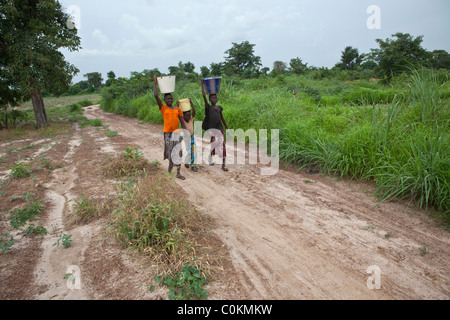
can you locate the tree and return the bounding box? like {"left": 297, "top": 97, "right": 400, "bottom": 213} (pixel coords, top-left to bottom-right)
{"left": 105, "top": 71, "right": 116, "bottom": 87}
{"left": 289, "top": 57, "right": 308, "bottom": 74}
{"left": 107, "top": 71, "right": 116, "bottom": 80}
{"left": 370, "top": 33, "right": 429, "bottom": 84}
{"left": 336, "top": 46, "right": 362, "bottom": 70}
{"left": 223, "top": 41, "right": 262, "bottom": 76}
{"left": 183, "top": 61, "right": 195, "bottom": 74}
{"left": 0, "top": 0, "right": 81, "bottom": 128}
{"left": 273, "top": 61, "right": 287, "bottom": 73}
{"left": 168, "top": 66, "right": 179, "bottom": 75}
{"left": 210, "top": 62, "right": 224, "bottom": 76}
{"left": 260, "top": 67, "right": 270, "bottom": 75}
{"left": 200, "top": 66, "right": 210, "bottom": 78}
{"left": 429, "top": 50, "right": 450, "bottom": 70}
{"left": 84, "top": 72, "right": 103, "bottom": 91}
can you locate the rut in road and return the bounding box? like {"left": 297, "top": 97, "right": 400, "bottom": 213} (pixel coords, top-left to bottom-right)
{"left": 84, "top": 104, "right": 450, "bottom": 299}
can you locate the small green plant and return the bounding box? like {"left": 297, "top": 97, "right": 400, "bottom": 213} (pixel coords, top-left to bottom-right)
{"left": 38, "top": 155, "right": 55, "bottom": 170}
{"left": 362, "top": 225, "right": 376, "bottom": 232}
{"left": 9, "top": 200, "right": 43, "bottom": 229}
{"left": 105, "top": 129, "right": 118, "bottom": 138}
{"left": 384, "top": 231, "right": 393, "bottom": 239}
{"left": 153, "top": 263, "right": 209, "bottom": 300}
{"left": 25, "top": 223, "right": 48, "bottom": 235}
{"left": 123, "top": 147, "right": 143, "bottom": 160}
{"left": 9, "top": 162, "right": 32, "bottom": 178}
{"left": 63, "top": 272, "right": 76, "bottom": 281}
{"left": 419, "top": 244, "right": 428, "bottom": 256}
{"left": 1, "top": 232, "right": 18, "bottom": 253}
{"left": 53, "top": 234, "right": 72, "bottom": 248}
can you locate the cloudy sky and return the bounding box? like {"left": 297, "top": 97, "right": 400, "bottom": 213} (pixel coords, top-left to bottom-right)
{"left": 58, "top": 0, "right": 450, "bottom": 83}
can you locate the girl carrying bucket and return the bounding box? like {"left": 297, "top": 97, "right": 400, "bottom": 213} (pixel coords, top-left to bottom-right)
{"left": 178, "top": 98, "right": 198, "bottom": 172}
{"left": 201, "top": 78, "right": 229, "bottom": 172}
{"left": 153, "top": 76, "right": 186, "bottom": 180}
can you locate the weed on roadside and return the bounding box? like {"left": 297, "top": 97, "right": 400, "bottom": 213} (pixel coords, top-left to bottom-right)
{"left": 70, "top": 192, "right": 113, "bottom": 223}
{"left": 419, "top": 244, "right": 428, "bottom": 256}
{"left": 153, "top": 263, "right": 209, "bottom": 300}
{"left": 111, "top": 170, "right": 214, "bottom": 276}
{"left": 9, "top": 200, "right": 44, "bottom": 229}
{"left": 80, "top": 118, "right": 103, "bottom": 128}
{"left": 8, "top": 162, "right": 32, "bottom": 178}
{"left": 53, "top": 234, "right": 72, "bottom": 248}
{"left": 105, "top": 129, "right": 118, "bottom": 138}
{"left": 25, "top": 223, "right": 47, "bottom": 235}
{"left": 0, "top": 232, "right": 18, "bottom": 253}
{"left": 101, "top": 147, "right": 157, "bottom": 178}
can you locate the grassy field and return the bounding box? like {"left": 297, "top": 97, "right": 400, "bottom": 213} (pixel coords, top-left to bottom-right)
{"left": 100, "top": 69, "right": 450, "bottom": 226}
{"left": 18, "top": 93, "right": 101, "bottom": 111}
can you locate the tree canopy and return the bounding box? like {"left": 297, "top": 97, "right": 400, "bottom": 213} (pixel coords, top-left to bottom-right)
{"left": 370, "top": 32, "right": 429, "bottom": 83}
{"left": 336, "top": 46, "right": 362, "bottom": 70}
{"left": 223, "top": 41, "right": 262, "bottom": 77}
{"left": 0, "top": 0, "right": 81, "bottom": 128}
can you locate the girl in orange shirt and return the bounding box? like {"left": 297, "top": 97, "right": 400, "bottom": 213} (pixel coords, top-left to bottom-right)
{"left": 153, "top": 76, "right": 186, "bottom": 180}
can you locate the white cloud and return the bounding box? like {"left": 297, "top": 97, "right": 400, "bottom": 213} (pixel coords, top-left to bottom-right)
{"left": 91, "top": 29, "right": 109, "bottom": 46}
{"left": 59, "top": 0, "right": 450, "bottom": 83}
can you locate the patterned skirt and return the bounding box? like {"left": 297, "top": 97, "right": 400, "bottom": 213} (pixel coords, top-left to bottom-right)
{"left": 163, "top": 132, "right": 182, "bottom": 165}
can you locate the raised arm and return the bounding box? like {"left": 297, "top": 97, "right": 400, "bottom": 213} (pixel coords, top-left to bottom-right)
{"left": 153, "top": 76, "right": 163, "bottom": 110}
{"left": 189, "top": 98, "right": 196, "bottom": 118}
{"left": 200, "top": 79, "right": 208, "bottom": 106}
{"left": 179, "top": 116, "right": 186, "bottom": 130}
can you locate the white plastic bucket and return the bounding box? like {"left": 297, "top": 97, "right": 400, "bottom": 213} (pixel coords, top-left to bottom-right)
{"left": 157, "top": 76, "right": 176, "bottom": 94}
{"left": 204, "top": 77, "right": 222, "bottom": 94}
{"left": 178, "top": 98, "right": 191, "bottom": 112}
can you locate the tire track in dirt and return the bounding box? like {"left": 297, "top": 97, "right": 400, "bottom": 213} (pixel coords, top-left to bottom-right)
{"left": 32, "top": 123, "right": 92, "bottom": 299}
{"left": 84, "top": 105, "right": 450, "bottom": 300}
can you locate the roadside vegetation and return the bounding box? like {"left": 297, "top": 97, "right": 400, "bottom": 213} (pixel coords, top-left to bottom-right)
{"left": 1, "top": 96, "right": 217, "bottom": 299}
{"left": 99, "top": 69, "right": 449, "bottom": 228}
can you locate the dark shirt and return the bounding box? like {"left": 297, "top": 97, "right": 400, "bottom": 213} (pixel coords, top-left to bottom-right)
{"left": 205, "top": 104, "right": 223, "bottom": 131}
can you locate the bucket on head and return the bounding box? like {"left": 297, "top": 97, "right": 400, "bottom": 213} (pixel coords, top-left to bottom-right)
{"left": 157, "top": 76, "right": 176, "bottom": 94}
{"left": 178, "top": 98, "right": 191, "bottom": 112}
{"left": 204, "top": 77, "right": 222, "bottom": 95}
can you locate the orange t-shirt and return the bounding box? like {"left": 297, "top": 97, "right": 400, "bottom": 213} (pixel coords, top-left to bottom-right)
{"left": 161, "top": 105, "right": 182, "bottom": 133}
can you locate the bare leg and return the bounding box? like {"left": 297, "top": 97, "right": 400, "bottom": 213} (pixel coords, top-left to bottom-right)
{"left": 176, "top": 166, "right": 185, "bottom": 180}
{"left": 222, "top": 158, "right": 228, "bottom": 172}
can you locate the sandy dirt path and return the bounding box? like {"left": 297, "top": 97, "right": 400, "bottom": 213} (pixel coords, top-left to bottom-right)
{"left": 80, "top": 104, "right": 449, "bottom": 300}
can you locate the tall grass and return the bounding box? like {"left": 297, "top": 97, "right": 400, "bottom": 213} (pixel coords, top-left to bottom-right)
{"left": 100, "top": 69, "right": 449, "bottom": 224}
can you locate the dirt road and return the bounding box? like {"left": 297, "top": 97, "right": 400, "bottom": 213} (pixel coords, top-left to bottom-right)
{"left": 82, "top": 105, "right": 449, "bottom": 299}
{"left": 1, "top": 104, "right": 448, "bottom": 300}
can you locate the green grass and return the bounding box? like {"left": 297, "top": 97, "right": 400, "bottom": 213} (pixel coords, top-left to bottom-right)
{"left": 0, "top": 121, "right": 72, "bottom": 141}
{"left": 18, "top": 94, "right": 100, "bottom": 111}
{"left": 80, "top": 118, "right": 103, "bottom": 128}
{"left": 99, "top": 69, "right": 449, "bottom": 227}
